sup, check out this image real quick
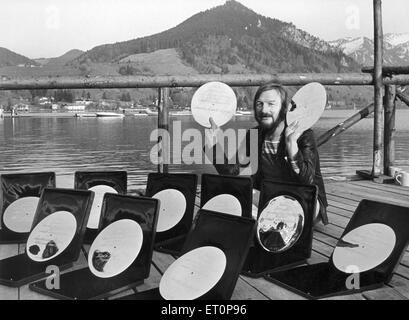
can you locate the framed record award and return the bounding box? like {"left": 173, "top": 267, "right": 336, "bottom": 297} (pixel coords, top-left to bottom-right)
{"left": 0, "top": 172, "right": 56, "bottom": 244}
{"left": 242, "top": 180, "right": 317, "bottom": 278}
{"left": 0, "top": 188, "right": 94, "bottom": 287}
{"left": 145, "top": 173, "right": 198, "bottom": 255}
{"left": 200, "top": 174, "right": 253, "bottom": 218}
{"left": 265, "top": 200, "right": 409, "bottom": 299}
{"left": 117, "top": 210, "right": 256, "bottom": 300}
{"left": 29, "top": 194, "right": 159, "bottom": 300}
{"left": 74, "top": 171, "right": 127, "bottom": 244}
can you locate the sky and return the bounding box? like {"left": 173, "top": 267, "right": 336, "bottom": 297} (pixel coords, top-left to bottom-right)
{"left": 1, "top": 0, "right": 409, "bottom": 59}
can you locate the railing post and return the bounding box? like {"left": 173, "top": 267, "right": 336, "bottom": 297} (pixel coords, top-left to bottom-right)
{"left": 157, "top": 87, "right": 170, "bottom": 174}
{"left": 384, "top": 85, "right": 396, "bottom": 176}
{"left": 373, "top": 0, "right": 384, "bottom": 177}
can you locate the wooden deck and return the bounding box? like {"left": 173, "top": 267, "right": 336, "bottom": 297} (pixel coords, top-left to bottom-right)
{"left": 1, "top": 179, "right": 409, "bottom": 300}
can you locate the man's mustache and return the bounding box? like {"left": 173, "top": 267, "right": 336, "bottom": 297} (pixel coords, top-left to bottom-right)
{"left": 257, "top": 113, "right": 274, "bottom": 118}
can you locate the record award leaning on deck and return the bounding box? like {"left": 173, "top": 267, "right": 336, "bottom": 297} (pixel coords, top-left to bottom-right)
{"left": 74, "top": 171, "right": 127, "bottom": 244}
{"left": 265, "top": 200, "right": 409, "bottom": 299}
{"left": 116, "top": 210, "right": 256, "bottom": 300}
{"left": 242, "top": 180, "right": 317, "bottom": 278}
{"left": 0, "top": 188, "right": 94, "bottom": 287}
{"left": 145, "top": 173, "right": 197, "bottom": 256}
{"left": 29, "top": 194, "right": 159, "bottom": 300}
{"left": 0, "top": 172, "right": 56, "bottom": 244}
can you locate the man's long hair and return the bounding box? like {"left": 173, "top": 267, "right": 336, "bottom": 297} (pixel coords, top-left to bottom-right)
{"left": 253, "top": 83, "right": 288, "bottom": 123}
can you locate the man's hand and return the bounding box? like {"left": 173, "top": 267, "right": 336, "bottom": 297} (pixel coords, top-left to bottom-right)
{"left": 285, "top": 121, "right": 301, "bottom": 160}
{"left": 205, "top": 117, "right": 221, "bottom": 148}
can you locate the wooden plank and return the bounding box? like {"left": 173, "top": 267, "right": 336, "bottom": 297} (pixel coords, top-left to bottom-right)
{"left": 325, "top": 211, "right": 350, "bottom": 228}
{"left": 0, "top": 244, "right": 19, "bottom": 300}
{"left": 349, "top": 181, "right": 409, "bottom": 198}
{"left": 321, "top": 293, "right": 366, "bottom": 300}
{"left": 363, "top": 287, "right": 406, "bottom": 300}
{"left": 327, "top": 183, "right": 409, "bottom": 207}
{"left": 326, "top": 194, "right": 359, "bottom": 209}
{"left": 327, "top": 205, "right": 355, "bottom": 218}
{"left": 239, "top": 276, "right": 303, "bottom": 300}
{"left": 315, "top": 223, "right": 344, "bottom": 239}
{"left": 389, "top": 275, "right": 409, "bottom": 299}
{"left": 351, "top": 181, "right": 408, "bottom": 196}
{"left": 152, "top": 251, "right": 175, "bottom": 275}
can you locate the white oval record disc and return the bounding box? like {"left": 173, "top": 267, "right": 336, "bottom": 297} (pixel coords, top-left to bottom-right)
{"left": 88, "top": 185, "right": 118, "bottom": 229}
{"left": 287, "top": 82, "right": 327, "bottom": 133}
{"left": 152, "top": 189, "right": 187, "bottom": 233}
{"left": 27, "top": 211, "right": 77, "bottom": 262}
{"left": 333, "top": 223, "right": 396, "bottom": 274}
{"left": 89, "top": 219, "right": 143, "bottom": 278}
{"left": 257, "top": 196, "right": 304, "bottom": 253}
{"left": 191, "top": 81, "right": 237, "bottom": 128}
{"left": 202, "top": 194, "right": 242, "bottom": 216}
{"left": 159, "top": 246, "right": 227, "bottom": 300}
{"left": 3, "top": 197, "right": 40, "bottom": 233}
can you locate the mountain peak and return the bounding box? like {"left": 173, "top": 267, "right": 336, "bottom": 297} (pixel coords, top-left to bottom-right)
{"left": 222, "top": 0, "right": 253, "bottom": 11}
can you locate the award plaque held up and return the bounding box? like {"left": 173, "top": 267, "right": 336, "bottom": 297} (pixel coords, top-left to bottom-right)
{"left": 74, "top": 171, "right": 127, "bottom": 244}
{"left": 117, "top": 210, "right": 256, "bottom": 300}
{"left": 29, "top": 194, "right": 159, "bottom": 300}
{"left": 0, "top": 172, "right": 56, "bottom": 244}
{"left": 200, "top": 174, "right": 253, "bottom": 218}
{"left": 265, "top": 200, "right": 409, "bottom": 299}
{"left": 145, "top": 173, "right": 198, "bottom": 256}
{"left": 0, "top": 188, "right": 94, "bottom": 287}
{"left": 242, "top": 180, "right": 317, "bottom": 278}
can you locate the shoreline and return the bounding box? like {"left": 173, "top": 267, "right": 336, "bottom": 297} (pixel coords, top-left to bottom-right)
{"left": 1, "top": 109, "right": 408, "bottom": 119}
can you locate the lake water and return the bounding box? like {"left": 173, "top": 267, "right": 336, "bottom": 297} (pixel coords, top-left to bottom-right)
{"left": 0, "top": 110, "right": 408, "bottom": 188}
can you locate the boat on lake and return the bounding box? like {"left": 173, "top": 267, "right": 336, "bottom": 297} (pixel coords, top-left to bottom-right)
{"left": 96, "top": 112, "right": 125, "bottom": 118}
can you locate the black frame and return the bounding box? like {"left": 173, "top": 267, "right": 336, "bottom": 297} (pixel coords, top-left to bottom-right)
{"left": 74, "top": 171, "right": 127, "bottom": 244}
{"left": 117, "top": 210, "right": 256, "bottom": 300}
{"left": 264, "top": 200, "right": 409, "bottom": 299}
{"left": 0, "top": 172, "right": 56, "bottom": 244}
{"left": 145, "top": 173, "right": 198, "bottom": 255}
{"left": 242, "top": 180, "right": 317, "bottom": 278}
{"left": 200, "top": 174, "right": 253, "bottom": 218}
{"left": 29, "top": 194, "right": 160, "bottom": 300}
{"left": 0, "top": 188, "right": 94, "bottom": 287}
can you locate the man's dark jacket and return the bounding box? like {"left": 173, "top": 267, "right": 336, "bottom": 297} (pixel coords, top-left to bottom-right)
{"left": 208, "top": 127, "right": 329, "bottom": 225}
